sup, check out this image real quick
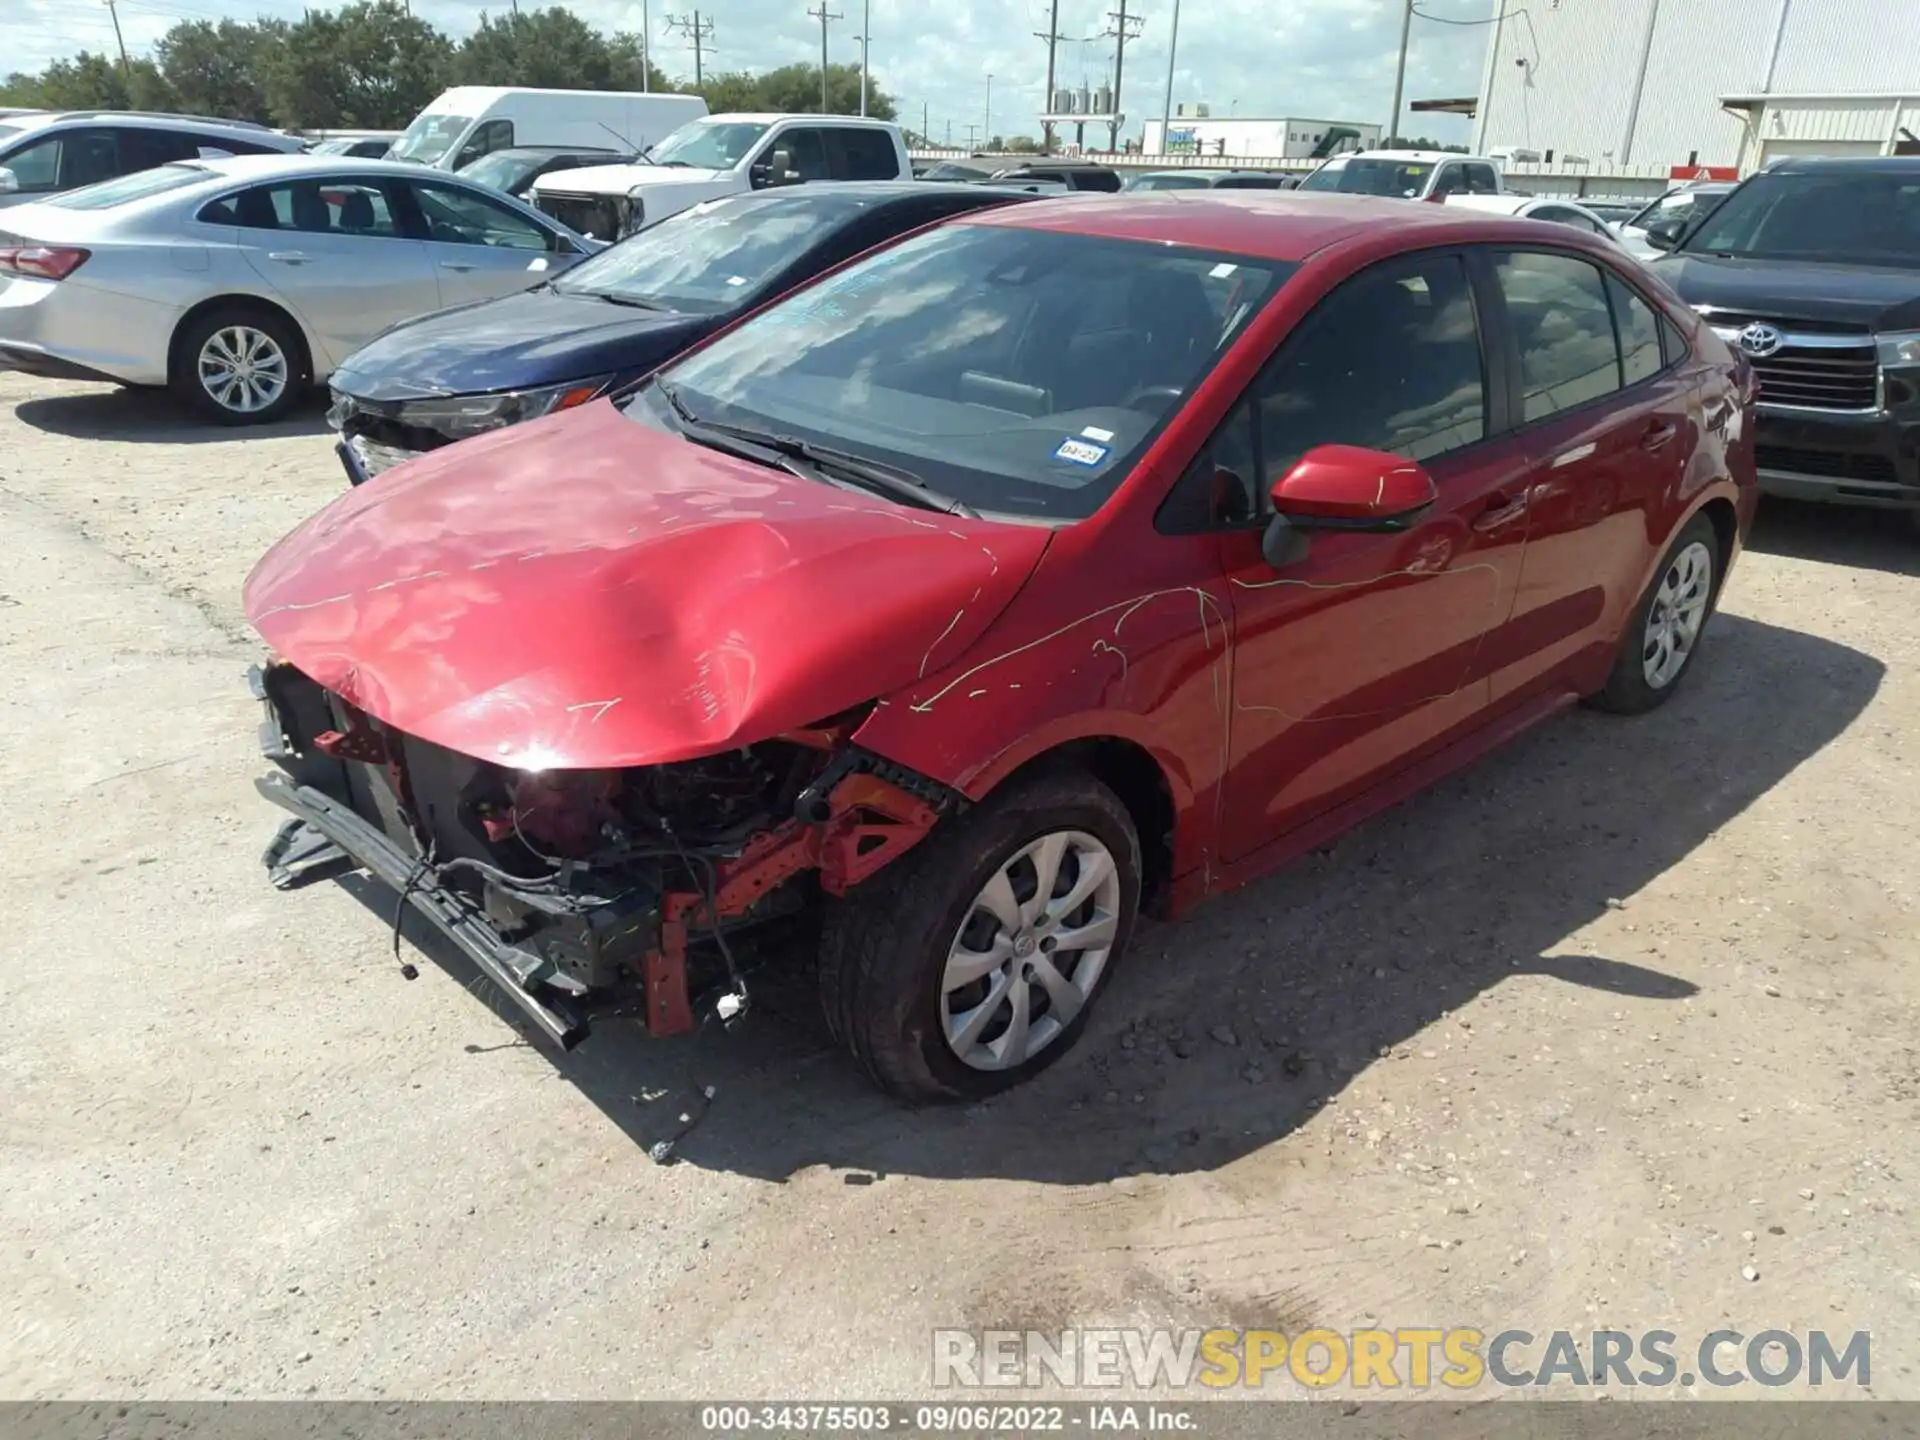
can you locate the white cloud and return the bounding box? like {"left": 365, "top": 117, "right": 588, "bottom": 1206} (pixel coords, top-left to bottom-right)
{"left": 10, "top": 0, "right": 1494, "bottom": 146}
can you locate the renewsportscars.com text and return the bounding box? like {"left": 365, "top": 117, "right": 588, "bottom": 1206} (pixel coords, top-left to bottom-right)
{"left": 932, "top": 1327, "right": 1871, "bottom": 1391}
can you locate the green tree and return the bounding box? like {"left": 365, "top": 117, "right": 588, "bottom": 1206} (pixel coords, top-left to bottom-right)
{"left": 263, "top": 1, "right": 451, "bottom": 128}
{"left": 1, "top": 51, "right": 172, "bottom": 111}
{"left": 156, "top": 19, "right": 286, "bottom": 124}
{"left": 447, "top": 9, "right": 666, "bottom": 92}
{"left": 692, "top": 70, "right": 764, "bottom": 115}
{"left": 706, "top": 62, "right": 894, "bottom": 120}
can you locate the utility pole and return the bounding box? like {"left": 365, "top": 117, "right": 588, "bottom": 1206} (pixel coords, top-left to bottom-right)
{"left": 1158, "top": 0, "right": 1182, "bottom": 155}
{"left": 946, "top": 118, "right": 953, "bottom": 146}
{"left": 641, "top": 0, "right": 650, "bottom": 91}
{"left": 103, "top": 0, "right": 131, "bottom": 77}
{"left": 965, "top": 122, "right": 981, "bottom": 149}
{"left": 808, "top": 2, "right": 843, "bottom": 114}
{"left": 1103, "top": 0, "right": 1144, "bottom": 153}
{"left": 859, "top": 0, "right": 870, "bottom": 116}
{"left": 1386, "top": 0, "right": 1413, "bottom": 146}
{"left": 664, "top": 11, "right": 714, "bottom": 87}
{"left": 1037, "top": 0, "right": 1068, "bottom": 155}
{"left": 985, "top": 72, "right": 993, "bottom": 146}
{"left": 921, "top": 99, "right": 929, "bottom": 145}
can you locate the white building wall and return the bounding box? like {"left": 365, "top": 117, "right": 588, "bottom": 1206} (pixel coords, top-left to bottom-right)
{"left": 1141, "top": 117, "right": 1380, "bottom": 160}
{"left": 1473, "top": 0, "right": 1920, "bottom": 169}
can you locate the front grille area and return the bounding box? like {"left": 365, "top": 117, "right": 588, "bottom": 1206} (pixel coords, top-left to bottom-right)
{"left": 1752, "top": 347, "right": 1880, "bottom": 412}
{"left": 535, "top": 191, "right": 628, "bottom": 241}
{"left": 1754, "top": 445, "right": 1899, "bottom": 485}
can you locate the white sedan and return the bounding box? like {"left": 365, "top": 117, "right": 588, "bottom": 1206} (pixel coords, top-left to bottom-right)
{"left": 1443, "top": 193, "right": 1627, "bottom": 244}
{"left": 0, "top": 153, "right": 597, "bottom": 424}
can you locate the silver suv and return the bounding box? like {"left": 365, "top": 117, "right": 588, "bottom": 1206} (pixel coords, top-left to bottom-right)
{"left": 0, "top": 110, "right": 303, "bottom": 207}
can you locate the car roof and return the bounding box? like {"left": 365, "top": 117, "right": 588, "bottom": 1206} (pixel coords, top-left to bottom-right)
{"left": 1328, "top": 149, "right": 1484, "bottom": 165}
{"left": 185, "top": 153, "right": 491, "bottom": 180}
{"left": 1762, "top": 154, "right": 1920, "bottom": 174}
{"left": 702, "top": 112, "right": 897, "bottom": 126}
{"left": 8, "top": 109, "right": 288, "bottom": 139}
{"left": 964, "top": 190, "right": 1581, "bottom": 262}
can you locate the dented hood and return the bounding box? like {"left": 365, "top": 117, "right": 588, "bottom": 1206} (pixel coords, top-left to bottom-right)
{"left": 244, "top": 400, "right": 1051, "bottom": 769}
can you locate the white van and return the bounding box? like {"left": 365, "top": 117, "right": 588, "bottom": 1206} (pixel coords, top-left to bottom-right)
{"left": 389, "top": 87, "right": 709, "bottom": 171}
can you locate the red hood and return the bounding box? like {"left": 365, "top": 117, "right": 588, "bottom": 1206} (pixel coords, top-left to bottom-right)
{"left": 245, "top": 401, "right": 1051, "bottom": 768}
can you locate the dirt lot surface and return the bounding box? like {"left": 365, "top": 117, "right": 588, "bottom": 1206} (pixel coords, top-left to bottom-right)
{"left": 3, "top": 370, "right": 1917, "bottom": 1402}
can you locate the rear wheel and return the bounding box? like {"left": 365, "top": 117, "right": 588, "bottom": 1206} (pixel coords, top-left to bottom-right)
{"left": 172, "top": 305, "right": 306, "bottom": 425}
{"left": 819, "top": 771, "right": 1140, "bottom": 1102}
{"left": 1588, "top": 513, "right": 1719, "bottom": 714}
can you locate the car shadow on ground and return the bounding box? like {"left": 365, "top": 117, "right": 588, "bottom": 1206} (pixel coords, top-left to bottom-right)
{"left": 1745, "top": 496, "right": 1920, "bottom": 578}
{"left": 339, "top": 608, "right": 1881, "bottom": 1186}
{"left": 11, "top": 383, "right": 329, "bottom": 443}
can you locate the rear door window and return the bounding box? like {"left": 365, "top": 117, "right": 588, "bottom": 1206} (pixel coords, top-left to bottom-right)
{"left": 123, "top": 130, "right": 202, "bottom": 169}
{"left": 1494, "top": 250, "right": 1623, "bottom": 422}
{"left": 202, "top": 179, "right": 403, "bottom": 237}
{"left": 828, "top": 127, "right": 900, "bottom": 180}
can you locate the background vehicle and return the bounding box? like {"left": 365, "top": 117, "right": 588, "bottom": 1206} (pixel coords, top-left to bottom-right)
{"left": 985, "top": 161, "right": 1120, "bottom": 192}
{"left": 1583, "top": 197, "right": 1649, "bottom": 225}
{"left": 305, "top": 131, "right": 399, "bottom": 159}
{"left": 389, "top": 87, "right": 706, "bottom": 172}
{"left": 245, "top": 194, "right": 1754, "bottom": 1101}
{"left": 327, "top": 181, "right": 1036, "bottom": 482}
{"left": 1615, "top": 181, "right": 1735, "bottom": 259}
{"left": 1123, "top": 168, "right": 1297, "bottom": 192}
{"left": 917, "top": 158, "right": 994, "bottom": 181}
{"left": 1646, "top": 155, "right": 1920, "bottom": 524}
{"left": 0, "top": 110, "right": 303, "bottom": 207}
{"left": 1298, "top": 149, "right": 1503, "bottom": 201}
{"left": 1444, "top": 192, "right": 1625, "bottom": 242}
{"left": 530, "top": 113, "right": 911, "bottom": 241}
{"left": 457, "top": 145, "right": 629, "bottom": 203}
{"left": 0, "top": 154, "right": 593, "bottom": 424}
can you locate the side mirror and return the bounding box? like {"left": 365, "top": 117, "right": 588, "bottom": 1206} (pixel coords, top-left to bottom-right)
{"left": 1259, "top": 445, "right": 1438, "bottom": 569}
{"left": 767, "top": 147, "right": 797, "bottom": 185}
{"left": 0, "top": 168, "right": 18, "bottom": 196}
{"left": 1641, "top": 214, "right": 1685, "bottom": 251}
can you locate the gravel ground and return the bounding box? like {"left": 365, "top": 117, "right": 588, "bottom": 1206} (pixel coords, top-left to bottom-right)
{"left": 2, "top": 370, "right": 1917, "bottom": 1401}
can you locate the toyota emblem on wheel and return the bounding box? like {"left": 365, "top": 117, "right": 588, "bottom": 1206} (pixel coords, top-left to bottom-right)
{"left": 1737, "top": 322, "right": 1785, "bottom": 358}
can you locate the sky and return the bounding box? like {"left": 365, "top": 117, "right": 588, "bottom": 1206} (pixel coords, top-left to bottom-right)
{"left": 11, "top": 0, "right": 1495, "bottom": 146}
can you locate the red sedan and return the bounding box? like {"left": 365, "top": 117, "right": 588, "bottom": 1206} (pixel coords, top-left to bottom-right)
{"left": 245, "top": 193, "right": 1757, "bottom": 1101}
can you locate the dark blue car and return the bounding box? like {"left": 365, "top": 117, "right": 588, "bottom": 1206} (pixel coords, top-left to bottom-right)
{"left": 328, "top": 181, "right": 1036, "bottom": 484}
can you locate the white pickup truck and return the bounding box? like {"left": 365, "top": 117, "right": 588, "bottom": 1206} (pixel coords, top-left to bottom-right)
{"left": 528, "top": 112, "right": 913, "bottom": 241}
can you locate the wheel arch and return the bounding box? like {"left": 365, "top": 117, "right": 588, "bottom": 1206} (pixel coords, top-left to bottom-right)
{"left": 167, "top": 293, "right": 320, "bottom": 391}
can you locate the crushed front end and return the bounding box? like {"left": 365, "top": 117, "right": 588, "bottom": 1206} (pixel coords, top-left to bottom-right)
{"left": 250, "top": 659, "right": 949, "bottom": 1049}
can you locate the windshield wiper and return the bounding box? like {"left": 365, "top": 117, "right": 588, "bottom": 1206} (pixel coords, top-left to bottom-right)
{"left": 654, "top": 380, "right": 979, "bottom": 518}
{"left": 578, "top": 291, "right": 666, "bottom": 309}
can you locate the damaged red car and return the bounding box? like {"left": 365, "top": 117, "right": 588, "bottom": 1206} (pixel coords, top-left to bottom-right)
{"left": 246, "top": 193, "right": 1757, "bottom": 1101}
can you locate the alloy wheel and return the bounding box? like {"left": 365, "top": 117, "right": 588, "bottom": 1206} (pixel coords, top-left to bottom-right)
{"left": 197, "top": 325, "right": 289, "bottom": 415}
{"left": 940, "top": 829, "right": 1122, "bottom": 1071}
{"left": 1642, "top": 540, "right": 1714, "bottom": 689}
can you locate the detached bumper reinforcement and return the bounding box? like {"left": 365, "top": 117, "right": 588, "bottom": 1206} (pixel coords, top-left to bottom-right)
{"left": 254, "top": 773, "right": 590, "bottom": 1050}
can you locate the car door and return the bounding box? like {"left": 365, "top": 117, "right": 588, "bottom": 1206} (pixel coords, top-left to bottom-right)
{"left": 1198, "top": 249, "right": 1536, "bottom": 860}
{"left": 402, "top": 177, "right": 573, "bottom": 307}
{"left": 219, "top": 176, "right": 441, "bottom": 370}
{"left": 1484, "top": 249, "right": 1697, "bottom": 705}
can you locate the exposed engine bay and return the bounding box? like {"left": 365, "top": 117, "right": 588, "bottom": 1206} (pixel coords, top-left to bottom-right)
{"left": 251, "top": 660, "right": 952, "bottom": 1049}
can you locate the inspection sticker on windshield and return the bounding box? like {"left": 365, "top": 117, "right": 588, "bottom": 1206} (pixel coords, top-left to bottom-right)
{"left": 1209, "top": 262, "right": 1238, "bottom": 278}
{"left": 1054, "top": 437, "right": 1109, "bottom": 467}
{"left": 1080, "top": 425, "right": 1115, "bottom": 442}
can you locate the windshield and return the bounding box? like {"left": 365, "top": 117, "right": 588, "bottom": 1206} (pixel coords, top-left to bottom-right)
{"left": 1626, "top": 184, "right": 1729, "bottom": 231}
{"left": 1125, "top": 173, "right": 1212, "bottom": 191}
{"left": 390, "top": 112, "right": 472, "bottom": 165}
{"left": 647, "top": 120, "right": 769, "bottom": 169}
{"left": 555, "top": 191, "right": 865, "bottom": 312}
{"left": 1300, "top": 157, "right": 1434, "bottom": 197}
{"left": 48, "top": 163, "right": 209, "bottom": 209}
{"left": 458, "top": 150, "right": 538, "bottom": 192}
{"left": 1683, "top": 171, "right": 1920, "bottom": 268}
{"left": 631, "top": 222, "right": 1294, "bottom": 519}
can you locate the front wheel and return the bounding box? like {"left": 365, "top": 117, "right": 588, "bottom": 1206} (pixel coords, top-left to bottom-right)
{"left": 819, "top": 771, "right": 1141, "bottom": 1102}
{"left": 1588, "top": 514, "right": 1720, "bottom": 714}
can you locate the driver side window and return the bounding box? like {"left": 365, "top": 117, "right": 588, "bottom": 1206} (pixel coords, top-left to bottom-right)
{"left": 409, "top": 180, "right": 551, "bottom": 250}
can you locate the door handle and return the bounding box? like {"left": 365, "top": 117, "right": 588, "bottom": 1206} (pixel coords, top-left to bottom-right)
{"left": 1471, "top": 489, "right": 1530, "bottom": 534}
{"left": 440, "top": 260, "right": 478, "bottom": 272}
{"left": 1640, "top": 420, "right": 1678, "bottom": 451}
{"left": 266, "top": 251, "right": 311, "bottom": 264}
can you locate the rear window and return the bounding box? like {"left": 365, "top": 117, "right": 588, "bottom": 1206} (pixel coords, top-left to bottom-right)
{"left": 47, "top": 163, "right": 209, "bottom": 209}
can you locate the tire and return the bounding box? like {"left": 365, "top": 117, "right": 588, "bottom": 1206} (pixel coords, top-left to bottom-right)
{"left": 819, "top": 771, "right": 1141, "bottom": 1103}
{"left": 1588, "top": 513, "right": 1721, "bottom": 715}
{"left": 171, "top": 305, "right": 306, "bottom": 425}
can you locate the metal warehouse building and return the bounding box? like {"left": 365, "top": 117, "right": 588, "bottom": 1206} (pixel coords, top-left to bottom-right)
{"left": 1471, "top": 0, "right": 1920, "bottom": 170}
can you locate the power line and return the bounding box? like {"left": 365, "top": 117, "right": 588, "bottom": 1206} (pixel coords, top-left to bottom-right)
{"left": 1102, "top": 0, "right": 1143, "bottom": 152}
{"left": 806, "top": 2, "right": 842, "bottom": 114}
{"left": 1036, "top": 0, "right": 1069, "bottom": 155}
{"left": 663, "top": 10, "right": 714, "bottom": 87}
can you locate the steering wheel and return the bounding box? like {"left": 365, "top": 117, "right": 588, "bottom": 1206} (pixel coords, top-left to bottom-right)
{"left": 1122, "top": 384, "right": 1184, "bottom": 410}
